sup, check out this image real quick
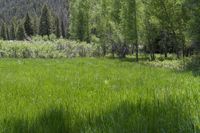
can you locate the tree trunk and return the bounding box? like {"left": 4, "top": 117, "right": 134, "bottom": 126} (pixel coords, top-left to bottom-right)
{"left": 136, "top": 42, "right": 139, "bottom": 62}
{"left": 133, "top": 0, "right": 138, "bottom": 62}
{"left": 164, "top": 46, "right": 168, "bottom": 58}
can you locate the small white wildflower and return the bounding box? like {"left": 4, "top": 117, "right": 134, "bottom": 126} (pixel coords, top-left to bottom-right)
{"left": 104, "top": 80, "right": 109, "bottom": 85}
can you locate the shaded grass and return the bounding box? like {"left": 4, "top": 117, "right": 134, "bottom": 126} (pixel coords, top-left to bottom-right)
{"left": 0, "top": 58, "right": 199, "bottom": 133}
{"left": 2, "top": 99, "right": 199, "bottom": 133}
{"left": 2, "top": 107, "right": 70, "bottom": 133}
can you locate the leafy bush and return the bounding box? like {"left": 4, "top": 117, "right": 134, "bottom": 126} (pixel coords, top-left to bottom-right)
{"left": 0, "top": 39, "right": 96, "bottom": 58}
{"left": 49, "top": 34, "right": 57, "bottom": 41}
{"left": 32, "top": 35, "right": 43, "bottom": 41}
{"left": 157, "top": 56, "right": 165, "bottom": 62}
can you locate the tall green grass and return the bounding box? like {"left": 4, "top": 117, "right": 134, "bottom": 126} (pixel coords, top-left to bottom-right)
{"left": 0, "top": 58, "right": 199, "bottom": 133}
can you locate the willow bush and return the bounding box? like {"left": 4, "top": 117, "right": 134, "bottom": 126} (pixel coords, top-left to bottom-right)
{"left": 0, "top": 39, "right": 95, "bottom": 58}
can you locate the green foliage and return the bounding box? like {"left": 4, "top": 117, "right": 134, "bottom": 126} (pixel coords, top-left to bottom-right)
{"left": 55, "top": 17, "right": 61, "bottom": 38}
{"left": 68, "top": 0, "right": 139, "bottom": 58}
{"left": 69, "top": 0, "right": 90, "bottom": 42}
{"left": 49, "top": 34, "right": 57, "bottom": 41}
{"left": 16, "top": 24, "right": 26, "bottom": 40}
{"left": 0, "top": 39, "right": 94, "bottom": 58}
{"left": 185, "top": 55, "right": 200, "bottom": 76}
{"left": 0, "top": 0, "right": 68, "bottom": 25}
{"left": 39, "top": 5, "right": 51, "bottom": 36}
{"left": 142, "top": 59, "right": 184, "bottom": 70}
{"left": 32, "top": 16, "right": 39, "bottom": 35}
{"left": 0, "top": 58, "right": 199, "bottom": 132}
{"left": 0, "top": 0, "right": 200, "bottom": 59}
{"left": 24, "top": 13, "right": 34, "bottom": 36}
{"left": 142, "top": 0, "right": 187, "bottom": 59}
{"left": 10, "top": 22, "right": 16, "bottom": 40}
{"left": 0, "top": 23, "right": 7, "bottom": 40}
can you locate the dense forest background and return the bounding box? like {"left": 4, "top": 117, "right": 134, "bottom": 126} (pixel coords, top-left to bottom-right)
{"left": 0, "top": 0, "right": 199, "bottom": 61}
{"left": 0, "top": 0, "right": 69, "bottom": 38}
{"left": 0, "top": 0, "right": 68, "bottom": 22}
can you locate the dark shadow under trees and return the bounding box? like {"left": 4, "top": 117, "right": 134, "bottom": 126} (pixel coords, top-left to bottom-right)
{"left": 184, "top": 56, "right": 200, "bottom": 76}
{"left": 107, "top": 56, "right": 200, "bottom": 77}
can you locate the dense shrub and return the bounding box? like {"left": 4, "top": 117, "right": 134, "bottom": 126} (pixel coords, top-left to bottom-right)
{"left": 0, "top": 39, "right": 95, "bottom": 58}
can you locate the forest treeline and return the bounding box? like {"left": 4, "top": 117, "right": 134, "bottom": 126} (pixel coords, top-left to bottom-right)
{"left": 0, "top": 0, "right": 200, "bottom": 60}
{"left": 0, "top": 0, "right": 68, "bottom": 23}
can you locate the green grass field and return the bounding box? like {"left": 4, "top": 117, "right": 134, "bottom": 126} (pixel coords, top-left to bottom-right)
{"left": 0, "top": 58, "right": 199, "bottom": 133}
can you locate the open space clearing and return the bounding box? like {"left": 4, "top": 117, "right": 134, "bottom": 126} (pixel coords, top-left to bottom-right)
{"left": 0, "top": 58, "right": 199, "bottom": 133}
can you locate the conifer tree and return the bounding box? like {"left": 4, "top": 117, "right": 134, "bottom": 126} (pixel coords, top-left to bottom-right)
{"left": 16, "top": 24, "right": 26, "bottom": 40}
{"left": 24, "top": 13, "right": 34, "bottom": 36}
{"left": 55, "top": 16, "right": 61, "bottom": 38}
{"left": 10, "top": 22, "right": 16, "bottom": 40}
{"left": 39, "top": 5, "right": 51, "bottom": 36}
{"left": 77, "top": 0, "right": 90, "bottom": 42}
{"left": 76, "top": 9, "right": 85, "bottom": 41}
{"left": 0, "top": 23, "right": 7, "bottom": 40}
{"left": 33, "top": 16, "right": 39, "bottom": 35}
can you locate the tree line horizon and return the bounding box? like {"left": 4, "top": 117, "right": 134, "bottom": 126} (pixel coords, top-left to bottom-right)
{"left": 0, "top": 0, "right": 199, "bottom": 61}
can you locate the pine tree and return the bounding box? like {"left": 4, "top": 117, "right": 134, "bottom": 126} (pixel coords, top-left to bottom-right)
{"left": 69, "top": 0, "right": 90, "bottom": 42}
{"left": 24, "top": 13, "right": 34, "bottom": 36}
{"left": 16, "top": 24, "right": 26, "bottom": 40}
{"left": 77, "top": 0, "right": 90, "bottom": 42}
{"left": 76, "top": 9, "right": 85, "bottom": 41}
{"left": 10, "top": 22, "right": 16, "bottom": 40}
{"left": 39, "top": 5, "right": 51, "bottom": 36}
{"left": 55, "top": 16, "right": 61, "bottom": 38}
{"left": 0, "top": 23, "right": 7, "bottom": 40}
{"left": 33, "top": 16, "right": 39, "bottom": 35}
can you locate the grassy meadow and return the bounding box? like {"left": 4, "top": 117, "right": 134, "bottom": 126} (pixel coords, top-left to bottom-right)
{"left": 0, "top": 58, "right": 199, "bottom": 133}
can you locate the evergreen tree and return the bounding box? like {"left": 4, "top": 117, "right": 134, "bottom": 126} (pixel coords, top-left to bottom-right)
{"left": 33, "top": 16, "right": 39, "bottom": 35}
{"left": 55, "top": 16, "right": 61, "bottom": 38}
{"left": 10, "top": 22, "right": 16, "bottom": 40}
{"left": 39, "top": 5, "right": 51, "bottom": 36}
{"left": 24, "top": 13, "right": 34, "bottom": 36}
{"left": 50, "top": 12, "right": 56, "bottom": 35}
{"left": 78, "top": 0, "right": 90, "bottom": 42}
{"left": 76, "top": 9, "right": 85, "bottom": 41}
{"left": 0, "top": 23, "right": 7, "bottom": 40}
{"left": 70, "top": 0, "right": 90, "bottom": 42}
{"left": 16, "top": 24, "right": 26, "bottom": 40}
